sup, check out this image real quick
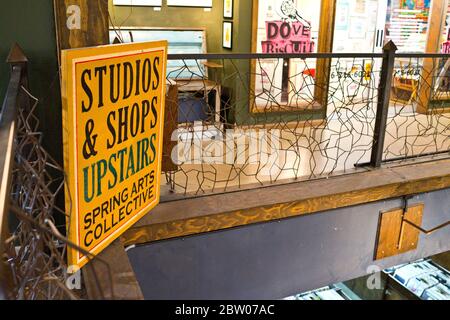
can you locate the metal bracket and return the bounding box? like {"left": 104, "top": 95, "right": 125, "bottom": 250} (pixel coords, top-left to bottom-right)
{"left": 400, "top": 196, "right": 450, "bottom": 236}
{"left": 375, "top": 198, "right": 450, "bottom": 260}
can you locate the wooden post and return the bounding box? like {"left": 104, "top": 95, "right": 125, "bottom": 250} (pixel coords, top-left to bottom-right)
{"left": 53, "top": 0, "right": 109, "bottom": 63}
{"left": 314, "top": 0, "right": 337, "bottom": 109}
{"left": 83, "top": 239, "right": 144, "bottom": 300}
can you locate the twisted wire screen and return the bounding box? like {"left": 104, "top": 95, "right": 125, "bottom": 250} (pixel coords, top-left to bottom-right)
{"left": 162, "top": 54, "right": 449, "bottom": 197}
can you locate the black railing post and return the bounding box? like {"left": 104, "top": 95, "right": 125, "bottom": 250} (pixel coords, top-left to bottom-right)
{"left": 8, "top": 43, "right": 30, "bottom": 111}
{"left": 370, "top": 40, "right": 397, "bottom": 168}
{"left": 7, "top": 42, "right": 28, "bottom": 82}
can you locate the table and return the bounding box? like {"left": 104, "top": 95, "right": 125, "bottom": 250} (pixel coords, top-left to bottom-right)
{"left": 168, "top": 78, "right": 222, "bottom": 124}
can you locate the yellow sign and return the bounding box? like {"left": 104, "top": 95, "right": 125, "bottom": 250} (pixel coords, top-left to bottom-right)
{"left": 60, "top": 41, "right": 167, "bottom": 269}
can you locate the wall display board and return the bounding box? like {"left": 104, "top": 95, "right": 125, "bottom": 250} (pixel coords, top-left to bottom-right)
{"left": 109, "top": 27, "right": 207, "bottom": 79}
{"left": 385, "top": 0, "right": 431, "bottom": 53}
{"left": 112, "top": 0, "right": 162, "bottom": 6}
{"left": 167, "top": 0, "right": 213, "bottom": 7}
{"left": 60, "top": 41, "right": 167, "bottom": 269}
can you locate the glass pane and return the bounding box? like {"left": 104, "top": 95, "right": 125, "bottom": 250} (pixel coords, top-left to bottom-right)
{"left": 385, "top": 0, "right": 432, "bottom": 53}
{"left": 333, "top": 0, "right": 380, "bottom": 53}
{"left": 253, "top": 0, "right": 322, "bottom": 111}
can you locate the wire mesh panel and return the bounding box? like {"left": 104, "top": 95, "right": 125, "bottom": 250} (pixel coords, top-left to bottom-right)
{"left": 3, "top": 86, "right": 112, "bottom": 300}
{"left": 162, "top": 54, "right": 386, "bottom": 197}
{"left": 384, "top": 56, "right": 450, "bottom": 162}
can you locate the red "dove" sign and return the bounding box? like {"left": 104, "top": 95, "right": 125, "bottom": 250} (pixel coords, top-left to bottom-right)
{"left": 261, "top": 20, "right": 315, "bottom": 54}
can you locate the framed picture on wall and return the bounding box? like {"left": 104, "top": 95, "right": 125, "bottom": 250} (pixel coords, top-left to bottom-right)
{"left": 223, "top": 21, "right": 233, "bottom": 49}
{"left": 113, "top": 0, "right": 162, "bottom": 6}
{"left": 167, "top": 0, "right": 212, "bottom": 7}
{"left": 223, "top": 0, "right": 234, "bottom": 19}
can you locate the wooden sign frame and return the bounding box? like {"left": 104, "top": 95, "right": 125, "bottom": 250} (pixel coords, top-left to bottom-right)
{"left": 60, "top": 41, "right": 168, "bottom": 269}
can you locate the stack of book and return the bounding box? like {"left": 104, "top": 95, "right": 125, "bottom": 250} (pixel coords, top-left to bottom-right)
{"left": 284, "top": 286, "right": 348, "bottom": 300}
{"left": 384, "top": 259, "right": 450, "bottom": 300}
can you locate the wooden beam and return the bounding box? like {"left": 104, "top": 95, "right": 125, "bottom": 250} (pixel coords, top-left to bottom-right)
{"left": 424, "top": 0, "right": 447, "bottom": 55}
{"left": 83, "top": 238, "right": 144, "bottom": 300}
{"left": 417, "top": 0, "right": 448, "bottom": 114}
{"left": 249, "top": 0, "right": 336, "bottom": 113}
{"left": 53, "top": 0, "right": 109, "bottom": 62}
{"left": 249, "top": 0, "right": 259, "bottom": 114}
{"left": 122, "top": 158, "right": 450, "bottom": 246}
{"left": 314, "top": 0, "right": 336, "bottom": 108}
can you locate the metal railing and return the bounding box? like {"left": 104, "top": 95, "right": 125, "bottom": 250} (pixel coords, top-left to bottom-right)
{"left": 161, "top": 43, "right": 450, "bottom": 197}
{"left": 0, "top": 45, "right": 113, "bottom": 300}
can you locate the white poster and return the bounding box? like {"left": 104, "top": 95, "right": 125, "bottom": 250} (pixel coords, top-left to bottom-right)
{"left": 167, "top": 0, "right": 212, "bottom": 7}
{"left": 224, "top": 0, "right": 233, "bottom": 18}
{"left": 223, "top": 21, "right": 233, "bottom": 49}
{"left": 113, "top": 0, "right": 162, "bottom": 6}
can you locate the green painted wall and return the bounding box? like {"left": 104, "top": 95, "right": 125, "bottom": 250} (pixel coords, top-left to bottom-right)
{"left": 0, "top": 0, "right": 62, "bottom": 163}
{"left": 108, "top": 0, "right": 252, "bottom": 53}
